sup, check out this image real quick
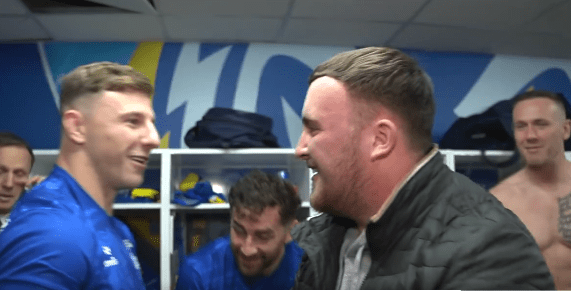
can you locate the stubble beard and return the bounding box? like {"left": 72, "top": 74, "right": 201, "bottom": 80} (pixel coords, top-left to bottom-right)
{"left": 234, "top": 252, "right": 270, "bottom": 278}
{"left": 311, "top": 141, "right": 362, "bottom": 220}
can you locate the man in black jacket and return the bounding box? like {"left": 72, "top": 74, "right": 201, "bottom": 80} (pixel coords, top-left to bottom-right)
{"left": 292, "top": 47, "right": 554, "bottom": 289}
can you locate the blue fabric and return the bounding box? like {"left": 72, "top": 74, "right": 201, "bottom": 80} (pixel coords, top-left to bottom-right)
{"left": 172, "top": 181, "right": 227, "bottom": 207}
{"left": 0, "top": 166, "right": 146, "bottom": 290}
{"left": 176, "top": 235, "right": 304, "bottom": 290}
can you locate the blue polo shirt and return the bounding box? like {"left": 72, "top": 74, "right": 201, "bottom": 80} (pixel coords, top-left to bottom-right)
{"left": 176, "top": 235, "right": 304, "bottom": 290}
{"left": 0, "top": 165, "right": 145, "bottom": 290}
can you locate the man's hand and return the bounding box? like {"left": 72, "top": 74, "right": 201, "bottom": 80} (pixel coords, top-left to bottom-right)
{"left": 25, "top": 175, "right": 46, "bottom": 190}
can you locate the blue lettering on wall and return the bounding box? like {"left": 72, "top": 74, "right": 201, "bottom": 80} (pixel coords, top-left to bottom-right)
{"left": 199, "top": 43, "right": 249, "bottom": 108}
{"left": 256, "top": 55, "right": 312, "bottom": 147}
{"left": 154, "top": 43, "right": 185, "bottom": 148}
{"left": 404, "top": 49, "right": 494, "bottom": 143}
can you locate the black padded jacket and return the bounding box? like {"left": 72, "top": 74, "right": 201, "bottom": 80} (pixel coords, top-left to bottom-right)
{"left": 291, "top": 149, "right": 555, "bottom": 290}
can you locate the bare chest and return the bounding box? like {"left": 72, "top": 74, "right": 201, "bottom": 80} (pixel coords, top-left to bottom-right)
{"left": 505, "top": 180, "right": 571, "bottom": 289}
{"left": 505, "top": 185, "right": 571, "bottom": 250}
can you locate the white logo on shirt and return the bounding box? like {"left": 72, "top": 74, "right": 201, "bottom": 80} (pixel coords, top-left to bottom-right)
{"left": 103, "top": 257, "right": 119, "bottom": 267}
{"left": 102, "top": 246, "right": 119, "bottom": 268}
{"left": 123, "top": 239, "right": 141, "bottom": 270}
{"left": 0, "top": 215, "right": 11, "bottom": 233}
{"left": 102, "top": 246, "right": 112, "bottom": 255}
{"left": 123, "top": 239, "right": 134, "bottom": 249}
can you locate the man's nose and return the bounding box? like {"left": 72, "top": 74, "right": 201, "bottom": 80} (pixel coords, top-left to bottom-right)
{"left": 241, "top": 236, "right": 258, "bottom": 257}
{"left": 1, "top": 172, "right": 14, "bottom": 189}
{"left": 295, "top": 131, "right": 309, "bottom": 160}
{"left": 143, "top": 122, "right": 161, "bottom": 149}
{"left": 525, "top": 126, "right": 539, "bottom": 139}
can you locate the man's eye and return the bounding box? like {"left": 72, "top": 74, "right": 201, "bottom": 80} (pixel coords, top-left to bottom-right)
{"left": 257, "top": 234, "right": 272, "bottom": 241}
{"left": 307, "top": 128, "right": 319, "bottom": 136}
{"left": 14, "top": 173, "right": 28, "bottom": 183}
{"left": 233, "top": 225, "right": 245, "bottom": 235}
{"left": 127, "top": 118, "right": 141, "bottom": 125}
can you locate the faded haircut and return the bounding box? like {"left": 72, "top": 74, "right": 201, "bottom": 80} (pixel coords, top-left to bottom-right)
{"left": 59, "top": 61, "right": 153, "bottom": 115}
{"left": 513, "top": 90, "right": 569, "bottom": 119}
{"left": 310, "top": 47, "right": 435, "bottom": 153}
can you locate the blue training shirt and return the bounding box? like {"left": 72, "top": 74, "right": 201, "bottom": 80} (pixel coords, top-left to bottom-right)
{"left": 0, "top": 165, "right": 145, "bottom": 290}
{"left": 176, "top": 235, "right": 304, "bottom": 290}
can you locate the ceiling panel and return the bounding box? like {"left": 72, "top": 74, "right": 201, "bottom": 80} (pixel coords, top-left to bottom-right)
{"left": 156, "top": 0, "right": 290, "bottom": 17}
{"left": 524, "top": 0, "right": 571, "bottom": 38}
{"left": 35, "top": 14, "right": 164, "bottom": 41}
{"left": 1, "top": 0, "right": 571, "bottom": 59}
{"left": 280, "top": 19, "right": 401, "bottom": 46}
{"left": 391, "top": 22, "right": 571, "bottom": 59}
{"left": 164, "top": 16, "right": 282, "bottom": 42}
{"left": 414, "top": 0, "right": 563, "bottom": 30}
{"left": 0, "top": 0, "right": 29, "bottom": 15}
{"left": 488, "top": 31, "right": 571, "bottom": 60}
{"left": 390, "top": 24, "right": 498, "bottom": 54}
{"left": 291, "top": 0, "right": 428, "bottom": 22}
{"left": 90, "top": 0, "right": 157, "bottom": 14}
{"left": 0, "top": 16, "right": 49, "bottom": 40}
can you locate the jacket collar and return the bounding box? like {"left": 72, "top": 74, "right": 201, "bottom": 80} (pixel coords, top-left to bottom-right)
{"left": 365, "top": 145, "right": 447, "bottom": 257}
{"left": 370, "top": 145, "right": 440, "bottom": 223}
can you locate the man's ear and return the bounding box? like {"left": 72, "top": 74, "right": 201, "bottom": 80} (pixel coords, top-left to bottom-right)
{"left": 564, "top": 119, "right": 571, "bottom": 141}
{"left": 371, "top": 119, "right": 396, "bottom": 161}
{"left": 288, "top": 219, "right": 299, "bottom": 231}
{"left": 62, "top": 110, "right": 87, "bottom": 145}
{"left": 285, "top": 219, "right": 298, "bottom": 243}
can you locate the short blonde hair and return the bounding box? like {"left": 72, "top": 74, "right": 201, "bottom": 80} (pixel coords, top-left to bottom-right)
{"left": 59, "top": 61, "right": 153, "bottom": 114}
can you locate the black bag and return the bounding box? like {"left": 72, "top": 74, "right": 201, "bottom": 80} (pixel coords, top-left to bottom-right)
{"left": 439, "top": 99, "right": 519, "bottom": 167}
{"left": 184, "top": 107, "right": 280, "bottom": 148}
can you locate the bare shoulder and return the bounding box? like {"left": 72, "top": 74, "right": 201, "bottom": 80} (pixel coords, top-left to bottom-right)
{"left": 489, "top": 171, "right": 526, "bottom": 201}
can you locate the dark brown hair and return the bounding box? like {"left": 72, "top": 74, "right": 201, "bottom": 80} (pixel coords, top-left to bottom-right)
{"left": 513, "top": 90, "right": 569, "bottom": 118}
{"left": 0, "top": 132, "right": 34, "bottom": 168}
{"left": 228, "top": 170, "right": 301, "bottom": 225}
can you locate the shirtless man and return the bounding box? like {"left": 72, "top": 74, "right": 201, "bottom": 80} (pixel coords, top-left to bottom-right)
{"left": 491, "top": 90, "right": 571, "bottom": 290}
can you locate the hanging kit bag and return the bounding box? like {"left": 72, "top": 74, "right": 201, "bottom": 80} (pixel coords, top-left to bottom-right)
{"left": 184, "top": 107, "right": 280, "bottom": 148}
{"left": 439, "top": 99, "right": 519, "bottom": 167}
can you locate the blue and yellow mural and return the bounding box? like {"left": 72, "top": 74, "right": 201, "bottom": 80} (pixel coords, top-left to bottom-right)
{"left": 2, "top": 41, "right": 571, "bottom": 150}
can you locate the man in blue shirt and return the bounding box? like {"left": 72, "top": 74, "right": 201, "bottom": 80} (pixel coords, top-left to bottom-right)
{"left": 0, "top": 62, "right": 161, "bottom": 289}
{"left": 0, "top": 132, "right": 38, "bottom": 230}
{"left": 176, "top": 170, "right": 304, "bottom": 290}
